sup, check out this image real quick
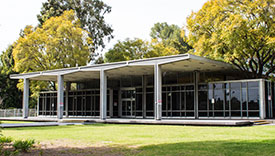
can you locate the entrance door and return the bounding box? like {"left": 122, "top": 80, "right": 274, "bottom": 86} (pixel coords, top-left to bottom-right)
{"left": 121, "top": 88, "right": 136, "bottom": 117}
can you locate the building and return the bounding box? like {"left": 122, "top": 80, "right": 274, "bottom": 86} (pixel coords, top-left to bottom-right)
{"left": 10, "top": 54, "right": 275, "bottom": 120}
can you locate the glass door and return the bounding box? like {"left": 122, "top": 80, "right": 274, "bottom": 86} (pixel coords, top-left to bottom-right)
{"left": 121, "top": 88, "right": 136, "bottom": 117}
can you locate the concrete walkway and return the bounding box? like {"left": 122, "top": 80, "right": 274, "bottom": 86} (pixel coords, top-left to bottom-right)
{"left": 0, "top": 122, "right": 86, "bottom": 128}
{"left": 0, "top": 117, "right": 254, "bottom": 126}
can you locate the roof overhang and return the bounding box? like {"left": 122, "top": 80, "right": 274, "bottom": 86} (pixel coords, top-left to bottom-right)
{"left": 10, "top": 54, "right": 238, "bottom": 82}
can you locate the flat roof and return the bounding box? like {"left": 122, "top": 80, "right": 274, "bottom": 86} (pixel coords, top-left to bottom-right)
{"left": 10, "top": 54, "right": 237, "bottom": 81}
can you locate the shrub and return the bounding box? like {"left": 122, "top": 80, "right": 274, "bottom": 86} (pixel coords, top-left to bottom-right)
{"left": 12, "top": 139, "right": 35, "bottom": 152}
{"left": 0, "top": 136, "right": 13, "bottom": 144}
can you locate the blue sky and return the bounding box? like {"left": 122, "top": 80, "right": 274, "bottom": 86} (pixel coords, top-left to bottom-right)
{"left": 0, "top": 0, "right": 207, "bottom": 54}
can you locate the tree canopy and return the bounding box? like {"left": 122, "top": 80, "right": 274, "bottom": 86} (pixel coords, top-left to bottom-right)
{"left": 37, "top": 0, "right": 113, "bottom": 56}
{"left": 13, "top": 10, "right": 91, "bottom": 73}
{"left": 0, "top": 45, "right": 22, "bottom": 108}
{"left": 105, "top": 22, "right": 191, "bottom": 63}
{"left": 13, "top": 10, "right": 92, "bottom": 95}
{"left": 105, "top": 38, "right": 150, "bottom": 62}
{"left": 150, "top": 22, "right": 193, "bottom": 54}
{"left": 187, "top": 0, "right": 275, "bottom": 78}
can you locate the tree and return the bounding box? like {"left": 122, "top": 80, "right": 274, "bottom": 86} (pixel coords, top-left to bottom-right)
{"left": 0, "top": 45, "right": 22, "bottom": 108}
{"left": 187, "top": 0, "right": 275, "bottom": 78}
{"left": 37, "top": 0, "right": 113, "bottom": 57}
{"left": 13, "top": 10, "right": 92, "bottom": 94}
{"left": 150, "top": 22, "right": 193, "bottom": 54}
{"left": 144, "top": 39, "right": 180, "bottom": 58}
{"left": 14, "top": 10, "right": 91, "bottom": 72}
{"left": 105, "top": 38, "right": 150, "bottom": 62}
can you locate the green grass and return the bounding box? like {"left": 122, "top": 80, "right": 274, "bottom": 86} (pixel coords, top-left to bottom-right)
{"left": 2, "top": 124, "right": 275, "bottom": 155}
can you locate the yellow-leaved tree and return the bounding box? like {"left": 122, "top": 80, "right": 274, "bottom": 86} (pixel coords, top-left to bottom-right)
{"left": 13, "top": 10, "right": 92, "bottom": 98}
{"left": 187, "top": 0, "right": 274, "bottom": 78}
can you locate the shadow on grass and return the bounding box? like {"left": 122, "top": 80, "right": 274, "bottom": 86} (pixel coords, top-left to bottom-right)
{"left": 137, "top": 139, "right": 275, "bottom": 156}
{"left": 20, "top": 145, "right": 135, "bottom": 156}
{"left": 20, "top": 139, "right": 275, "bottom": 156}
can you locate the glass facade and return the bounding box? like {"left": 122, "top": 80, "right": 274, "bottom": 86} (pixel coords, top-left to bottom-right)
{"left": 162, "top": 85, "right": 195, "bottom": 117}
{"left": 38, "top": 78, "right": 274, "bottom": 119}
{"left": 198, "top": 80, "right": 261, "bottom": 118}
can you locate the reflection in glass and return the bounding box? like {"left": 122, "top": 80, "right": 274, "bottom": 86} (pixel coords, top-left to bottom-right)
{"left": 214, "top": 89, "right": 224, "bottom": 110}
{"left": 248, "top": 88, "right": 259, "bottom": 110}
{"left": 186, "top": 91, "right": 194, "bottom": 110}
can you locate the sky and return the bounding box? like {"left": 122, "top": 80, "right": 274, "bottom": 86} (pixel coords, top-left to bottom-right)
{"left": 0, "top": 0, "right": 207, "bottom": 54}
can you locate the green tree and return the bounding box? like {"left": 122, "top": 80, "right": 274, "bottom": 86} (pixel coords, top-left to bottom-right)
{"left": 150, "top": 22, "right": 193, "bottom": 54}
{"left": 0, "top": 45, "right": 22, "bottom": 108}
{"left": 13, "top": 10, "right": 92, "bottom": 95}
{"left": 187, "top": 0, "right": 275, "bottom": 78}
{"left": 105, "top": 38, "right": 150, "bottom": 62}
{"left": 37, "top": 0, "right": 113, "bottom": 56}
{"left": 144, "top": 39, "right": 180, "bottom": 58}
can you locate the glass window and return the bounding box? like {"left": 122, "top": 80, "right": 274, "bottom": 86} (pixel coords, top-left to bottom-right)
{"left": 231, "top": 87, "right": 241, "bottom": 110}
{"left": 208, "top": 84, "right": 213, "bottom": 90}
{"left": 199, "top": 84, "right": 207, "bottom": 90}
{"left": 162, "top": 93, "right": 167, "bottom": 111}
{"left": 242, "top": 88, "right": 247, "bottom": 110}
{"left": 224, "top": 83, "right": 230, "bottom": 90}
{"left": 181, "top": 92, "right": 185, "bottom": 110}
{"left": 172, "top": 86, "right": 180, "bottom": 91}
{"left": 146, "top": 93, "right": 154, "bottom": 111}
{"left": 208, "top": 88, "right": 213, "bottom": 110}
{"left": 213, "top": 83, "right": 223, "bottom": 90}
{"left": 136, "top": 94, "right": 142, "bottom": 111}
{"left": 214, "top": 89, "right": 224, "bottom": 110}
{"left": 186, "top": 85, "right": 194, "bottom": 90}
{"left": 225, "top": 89, "right": 230, "bottom": 111}
{"left": 248, "top": 81, "right": 259, "bottom": 88}
{"left": 186, "top": 91, "right": 194, "bottom": 110}
{"left": 172, "top": 92, "right": 181, "bottom": 110}
{"left": 198, "top": 91, "right": 208, "bottom": 110}
{"left": 248, "top": 88, "right": 259, "bottom": 110}
{"left": 231, "top": 82, "right": 241, "bottom": 89}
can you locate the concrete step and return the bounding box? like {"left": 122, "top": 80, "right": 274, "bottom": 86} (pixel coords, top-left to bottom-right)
{"left": 253, "top": 120, "right": 272, "bottom": 125}
{"left": 58, "top": 119, "right": 88, "bottom": 123}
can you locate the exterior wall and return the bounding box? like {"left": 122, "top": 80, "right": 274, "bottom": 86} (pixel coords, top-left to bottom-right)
{"left": 38, "top": 77, "right": 272, "bottom": 120}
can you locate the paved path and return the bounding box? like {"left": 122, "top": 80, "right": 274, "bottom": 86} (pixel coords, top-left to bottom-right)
{"left": 0, "top": 117, "right": 253, "bottom": 126}
{"left": 0, "top": 122, "right": 85, "bottom": 128}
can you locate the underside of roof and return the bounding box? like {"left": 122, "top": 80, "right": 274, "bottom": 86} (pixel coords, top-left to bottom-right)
{"left": 10, "top": 54, "right": 238, "bottom": 82}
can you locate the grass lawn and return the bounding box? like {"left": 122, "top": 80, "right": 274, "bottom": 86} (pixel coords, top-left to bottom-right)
{"left": 2, "top": 124, "right": 275, "bottom": 156}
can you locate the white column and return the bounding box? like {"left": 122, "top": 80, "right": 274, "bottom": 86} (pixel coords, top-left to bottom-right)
{"left": 259, "top": 79, "right": 266, "bottom": 119}
{"left": 57, "top": 75, "right": 64, "bottom": 119}
{"left": 154, "top": 64, "right": 162, "bottom": 120}
{"left": 23, "top": 78, "right": 29, "bottom": 118}
{"left": 37, "top": 96, "right": 39, "bottom": 116}
{"left": 100, "top": 69, "right": 107, "bottom": 120}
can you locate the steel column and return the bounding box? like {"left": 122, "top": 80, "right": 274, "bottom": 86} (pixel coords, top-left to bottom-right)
{"left": 23, "top": 78, "right": 29, "bottom": 118}
{"left": 142, "top": 75, "right": 147, "bottom": 118}
{"left": 259, "top": 79, "right": 266, "bottom": 119}
{"left": 57, "top": 75, "right": 64, "bottom": 119}
{"left": 154, "top": 64, "right": 162, "bottom": 120}
{"left": 118, "top": 78, "right": 122, "bottom": 117}
{"left": 194, "top": 71, "right": 199, "bottom": 119}
{"left": 65, "top": 82, "right": 70, "bottom": 118}
{"left": 100, "top": 69, "right": 107, "bottom": 120}
{"left": 109, "top": 89, "right": 113, "bottom": 117}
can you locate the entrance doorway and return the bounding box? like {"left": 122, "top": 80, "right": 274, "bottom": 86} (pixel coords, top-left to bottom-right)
{"left": 121, "top": 88, "right": 136, "bottom": 117}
